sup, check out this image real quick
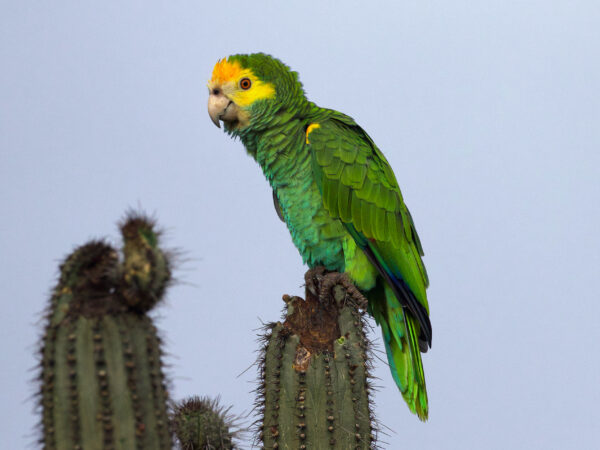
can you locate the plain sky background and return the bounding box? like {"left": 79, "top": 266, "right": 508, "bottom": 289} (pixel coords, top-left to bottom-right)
{"left": 2, "top": 1, "right": 599, "bottom": 449}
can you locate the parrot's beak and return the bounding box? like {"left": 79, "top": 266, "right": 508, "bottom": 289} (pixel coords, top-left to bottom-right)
{"left": 208, "top": 89, "right": 238, "bottom": 128}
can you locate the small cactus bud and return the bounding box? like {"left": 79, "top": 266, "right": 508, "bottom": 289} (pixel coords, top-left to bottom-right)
{"left": 172, "top": 396, "right": 241, "bottom": 450}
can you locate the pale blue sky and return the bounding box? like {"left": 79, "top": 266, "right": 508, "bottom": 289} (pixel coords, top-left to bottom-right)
{"left": 1, "top": 2, "right": 599, "bottom": 449}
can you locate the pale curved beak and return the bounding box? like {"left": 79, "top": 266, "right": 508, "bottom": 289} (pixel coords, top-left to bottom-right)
{"left": 208, "top": 92, "right": 236, "bottom": 128}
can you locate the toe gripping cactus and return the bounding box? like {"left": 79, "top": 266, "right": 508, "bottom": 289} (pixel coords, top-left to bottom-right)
{"left": 38, "top": 214, "right": 173, "bottom": 450}
{"left": 258, "top": 269, "right": 377, "bottom": 449}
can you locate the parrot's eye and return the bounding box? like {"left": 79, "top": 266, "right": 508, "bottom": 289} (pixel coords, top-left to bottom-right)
{"left": 239, "top": 78, "right": 252, "bottom": 90}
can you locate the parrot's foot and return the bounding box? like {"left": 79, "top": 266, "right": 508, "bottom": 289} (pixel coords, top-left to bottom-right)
{"left": 319, "top": 272, "right": 368, "bottom": 311}
{"left": 304, "top": 267, "right": 368, "bottom": 311}
{"left": 304, "top": 266, "right": 328, "bottom": 298}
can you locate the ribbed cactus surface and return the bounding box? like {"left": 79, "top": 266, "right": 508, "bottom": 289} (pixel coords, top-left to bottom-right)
{"left": 259, "top": 271, "right": 376, "bottom": 449}
{"left": 39, "top": 215, "right": 172, "bottom": 450}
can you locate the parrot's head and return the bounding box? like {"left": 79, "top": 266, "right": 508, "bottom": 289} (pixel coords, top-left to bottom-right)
{"left": 207, "top": 53, "right": 306, "bottom": 133}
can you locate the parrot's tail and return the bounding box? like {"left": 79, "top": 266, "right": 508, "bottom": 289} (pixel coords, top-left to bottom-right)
{"left": 370, "top": 281, "right": 428, "bottom": 420}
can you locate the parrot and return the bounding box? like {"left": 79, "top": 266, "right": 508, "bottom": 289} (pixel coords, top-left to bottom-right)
{"left": 207, "top": 53, "right": 431, "bottom": 420}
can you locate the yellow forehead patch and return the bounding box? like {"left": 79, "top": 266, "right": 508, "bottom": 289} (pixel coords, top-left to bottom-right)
{"left": 209, "top": 58, "right": 276, "bottom": 108}
{"left": 210, "top": 58, "right": 243, "bottom": 84}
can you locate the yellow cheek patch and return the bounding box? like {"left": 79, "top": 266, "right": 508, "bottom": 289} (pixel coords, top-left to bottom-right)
{"left": 210, "top": 58, "right": 275, "bottom": 108}
{"left": 305, "top": 123, "right": 321, "bottom": 144}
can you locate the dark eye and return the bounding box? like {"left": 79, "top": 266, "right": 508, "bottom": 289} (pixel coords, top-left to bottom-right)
{"left": 240, "top": 78, "right": 252, "bottom": 90}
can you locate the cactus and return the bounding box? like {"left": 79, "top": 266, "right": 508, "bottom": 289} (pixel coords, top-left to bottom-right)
{"left": 257, "top": 269, "right": 377, "bottom": 449}
{"left": 38, "top": 214, "right": 173, "bottom": 450}
{"left": 172, "top": 396, "right": 241, "bottom": 450}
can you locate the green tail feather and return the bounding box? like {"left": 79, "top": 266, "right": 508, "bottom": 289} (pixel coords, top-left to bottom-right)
{"left": 370, "top": 282, "right": 428, "bottom": 420}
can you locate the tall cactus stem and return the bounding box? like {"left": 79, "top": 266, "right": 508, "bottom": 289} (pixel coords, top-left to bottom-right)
{"left": 38, "top": 214, "right": 173, "bottom": 449}
{"left": 258, "top": 269, "right": 377, "bottom": 449}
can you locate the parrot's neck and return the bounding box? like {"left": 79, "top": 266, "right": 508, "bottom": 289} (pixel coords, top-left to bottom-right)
{"left": 257, "top": 124, "right": 307, "bottom": 188}
{"left": 240, "top": 103, "right": 322, "bottom": 190}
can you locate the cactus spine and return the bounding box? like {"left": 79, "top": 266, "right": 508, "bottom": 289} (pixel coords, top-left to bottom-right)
{"left": 39, "top": 214, "right": 172, "bottom": 450}
{"left": 259, "top": 273, "right": 376, "bottom": 449}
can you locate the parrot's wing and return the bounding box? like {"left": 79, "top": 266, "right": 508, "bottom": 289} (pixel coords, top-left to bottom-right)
{"left": 306, "top": 116, "right": 432, "bottom": 348}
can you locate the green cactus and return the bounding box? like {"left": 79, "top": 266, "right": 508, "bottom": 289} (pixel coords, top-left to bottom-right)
{"left": 38, "top": 214, "right": 173, "bottom": 450}
{"left": 172, "top": 396, "right": 240, "bottom": 450}
{"left": 258, "top": 270, "right": 377, "bottom": 449}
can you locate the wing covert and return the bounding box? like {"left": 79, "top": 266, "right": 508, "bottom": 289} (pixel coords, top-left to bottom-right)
{"left": 307, "top": 118, "right": 425, "bottom": 270}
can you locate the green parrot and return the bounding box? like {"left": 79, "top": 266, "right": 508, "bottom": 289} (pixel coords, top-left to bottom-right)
{"left": 208, "top": 53, "right": 431, "bottom": 420}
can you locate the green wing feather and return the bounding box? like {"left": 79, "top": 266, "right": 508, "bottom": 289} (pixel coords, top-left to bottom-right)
{"left": 307, "top": 115, "right": 430, "bottom": 419}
